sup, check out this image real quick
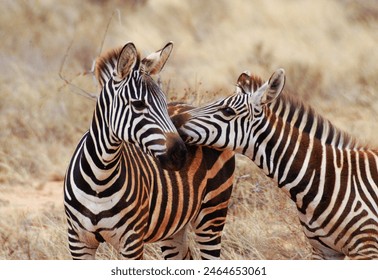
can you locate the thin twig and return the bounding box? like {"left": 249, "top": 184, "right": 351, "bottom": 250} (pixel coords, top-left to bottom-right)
{"left": 58, "top": 36, "right": 98, "bottom": 101}
{"left": 58, "top": 9, "right": 123, "bottom": 101}
{"left": 97, "top": 9, "right": 121, "bottom": 57}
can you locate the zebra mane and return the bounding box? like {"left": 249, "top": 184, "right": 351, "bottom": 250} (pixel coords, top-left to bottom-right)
{"left": 249, "top": 74, "right": 264, "bottom": 92}
{"left": 95, "top": 46, "right": 142, "bottom": 88}
{"left": 95, "top": 47, "right": 122, "bottom": 88}
{"left": 237, "top": 73, "right": 264, "bottom": 94}
{"left": 242, "top": 71, "right": 359, "bottom": 149}
{"left": 269, "top": 92, "right": 360, "bottom": 149}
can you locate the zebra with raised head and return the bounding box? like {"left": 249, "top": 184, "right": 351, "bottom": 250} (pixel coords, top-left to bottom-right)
{"left": 64, "top": 42, "right": 235, "bottom": 259}
{"left": 174, "top": 69, "right": 378, "bottom": 259}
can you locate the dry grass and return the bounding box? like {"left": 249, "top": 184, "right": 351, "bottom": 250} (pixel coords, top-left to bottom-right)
{"left": 0, "top": 0, "right": 377, "bottom": 259}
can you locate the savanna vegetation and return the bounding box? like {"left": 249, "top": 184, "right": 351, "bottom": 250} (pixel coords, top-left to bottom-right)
{"left": 0, "top": 0, "right": 377, "bottom": 259}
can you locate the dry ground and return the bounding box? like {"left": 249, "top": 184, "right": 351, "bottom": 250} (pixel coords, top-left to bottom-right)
{"left": 0, "top": 0, "right": 377, "bottom": 259}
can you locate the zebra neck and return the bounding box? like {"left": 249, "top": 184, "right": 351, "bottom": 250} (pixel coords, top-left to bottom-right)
{"left": 247, "top": 96, "right": 357, "bottom": 203}
{"left": 84, "top": 96, "right": 123, "bottom": 176}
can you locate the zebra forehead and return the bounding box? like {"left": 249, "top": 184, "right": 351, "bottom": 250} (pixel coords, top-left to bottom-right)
{"left": 249, "top": 74, "right": 264, "bottom": 92}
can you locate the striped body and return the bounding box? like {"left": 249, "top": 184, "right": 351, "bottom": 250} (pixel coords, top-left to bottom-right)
{"left": 65, "top": 131, "right": 234, "bottom": 259}
{"left": 64, "top": 43, "right": 235, "bottom": 259}
{"left": 175, "top": 69, "right": 378, "bottom": 259}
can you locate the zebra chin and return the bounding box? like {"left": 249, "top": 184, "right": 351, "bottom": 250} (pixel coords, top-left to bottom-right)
{"left": 156, "top": 133, "right": 188, "bottom": 171}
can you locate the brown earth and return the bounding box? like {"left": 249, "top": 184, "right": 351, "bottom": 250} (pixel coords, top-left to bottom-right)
{"left": 0, "top": 181, "right": 63, "bottom": 215}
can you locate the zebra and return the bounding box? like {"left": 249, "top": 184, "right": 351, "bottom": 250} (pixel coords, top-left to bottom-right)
{"left": 64, "top": 42, "right": 235, "bottom": 259}
{"left": 173, "top": 68, "right": 378, "bottom": 259}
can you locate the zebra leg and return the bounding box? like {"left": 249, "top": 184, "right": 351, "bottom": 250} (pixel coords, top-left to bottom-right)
{"left": 192, "top": 148, "right": 234, "bottom": 260}
{"left": 119, "top": 231, "right": 145, "bottom": 259}
{"left": 67, "top": 223, "right": 99, "bottom": 260}
{"left": 160, "top": 226, "right": 193, "bottom": 260}
{"left": 192, "top": 182, "right": 233, "bottom": 259}
{"left": 191, "top": 198, "right": 230, "bottom": 259}
{"left": 311, "top": 250, "right": 345, "bottom": 260}
{"left": 192, "top": 218, "right": 224, "bottom": 260}
{"left": 348, "top": 252, "right": 378, "bottom": 260}
{"left": 311, "top": 249, "right": 327, "bottom": 260}
{"left": 345, "top": 243, "right": 378, "bottom": 260}
{"left": 310, "top": 245, "right": 345, "bottom": 260}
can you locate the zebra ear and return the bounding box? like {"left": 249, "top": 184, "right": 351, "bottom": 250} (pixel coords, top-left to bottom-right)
{"left": 253, "top": 68, "right": 285, "bottom": 106}
{"left": 141, "top": 42, "right": 173, "bottom": 75}
{"left": 236, "top": 71, "right": 264, "bottom": 94}
{"left": 116, "top": 42, "right": 139, "bottom": 79}
{"left": 236, "top": 72, "right": 251, "bottom": 94}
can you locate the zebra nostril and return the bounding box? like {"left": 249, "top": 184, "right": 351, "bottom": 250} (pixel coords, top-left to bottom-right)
{"left": 169, "top": 140, "right": 187, "bottom": 170}
{"left": 157, "top": 133, "right": 187, "bottom": 171}
{"left": 172, "top": 141, "right": 187, "bottom": 164}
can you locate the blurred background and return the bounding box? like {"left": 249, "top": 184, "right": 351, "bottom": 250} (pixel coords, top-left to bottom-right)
{"left": 0, "top": 0, "right": 377, "bottom": 259}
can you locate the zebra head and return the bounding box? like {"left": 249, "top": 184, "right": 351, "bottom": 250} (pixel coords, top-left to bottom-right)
{"left": 100, "top": 42, "right": 187, "bottom": 170}
{"left": 173, "top": 69, "right": 285, "bottom": 156}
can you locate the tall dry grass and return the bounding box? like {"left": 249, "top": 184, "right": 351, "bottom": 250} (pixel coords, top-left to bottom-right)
{"left": 0, "top": 0, "right": 377, "bottom": 259}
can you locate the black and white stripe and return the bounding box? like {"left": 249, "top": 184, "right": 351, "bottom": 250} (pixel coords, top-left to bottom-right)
{"left": 64, "top": 42, "right": 235, "bottom": 259}
{"left": 176, "top": 69, "right": 378, "bottom": 259}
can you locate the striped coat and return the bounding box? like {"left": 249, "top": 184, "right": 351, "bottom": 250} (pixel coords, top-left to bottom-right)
{"left": 175, "top": 69, "right": 378, "bottom": 259}
{"left": 64, "top": 42, "right": 235, "bottom": 259}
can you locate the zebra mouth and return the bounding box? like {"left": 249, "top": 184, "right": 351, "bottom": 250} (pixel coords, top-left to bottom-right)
{"left": 177, "top": 128, "right": 193, "bottom": 143}
{"left": 182, "top": 135, "right": 195, "bottom": 144}
{"left": 185, "top": 136, "right": 194, "bottom": 143}
{"left": 157, "top": 133, "right": 188, "bottom": 171}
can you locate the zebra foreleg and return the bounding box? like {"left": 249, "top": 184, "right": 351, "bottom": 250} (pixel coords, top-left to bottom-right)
{"left": 193, "top": 226, "right": 223, "bottom": 260}
{"left": 160, "top": 226, "right": 193, "bottom": 260}
{"left": 309, "top": 243, "right": 345, "bottom": 260}
{"left": 67, "top": 226, "right": 99, "bottom": 260}
{"left": 192, "top": 203, "right": 229, "bottom": 259}
{"left": 119, "top": 232, "right": 145, "bottom": 259}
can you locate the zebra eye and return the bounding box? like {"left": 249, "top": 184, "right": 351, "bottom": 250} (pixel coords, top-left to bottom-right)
{"left": 221, "top": 107, "right": 236, "bottom": 117}
{"left": 131, "top": 100, "right": 147, "bottom": 110}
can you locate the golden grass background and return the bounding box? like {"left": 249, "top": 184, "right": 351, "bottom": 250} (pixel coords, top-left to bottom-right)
{"left": 0, "top": 0, "right": 377, "bottom": 259}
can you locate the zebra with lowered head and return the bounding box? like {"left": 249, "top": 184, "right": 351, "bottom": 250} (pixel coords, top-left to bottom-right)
{"left": 174, "top": 69, "right": 378, "bottom": 259}
{"left": 64, "top": 42, "right": 235, "bottom": 259}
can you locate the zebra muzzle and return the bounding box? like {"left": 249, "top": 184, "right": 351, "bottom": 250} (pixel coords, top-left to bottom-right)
{"left": 157, "top": 133, "right": 187, "bottom": 171}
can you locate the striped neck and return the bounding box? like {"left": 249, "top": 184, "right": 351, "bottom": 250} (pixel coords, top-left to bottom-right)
{"left": 85, "top": 91, "right": 123, "bottom": 172}
{"left": 248, "top": 95, "right": 360, "bottom": 201}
